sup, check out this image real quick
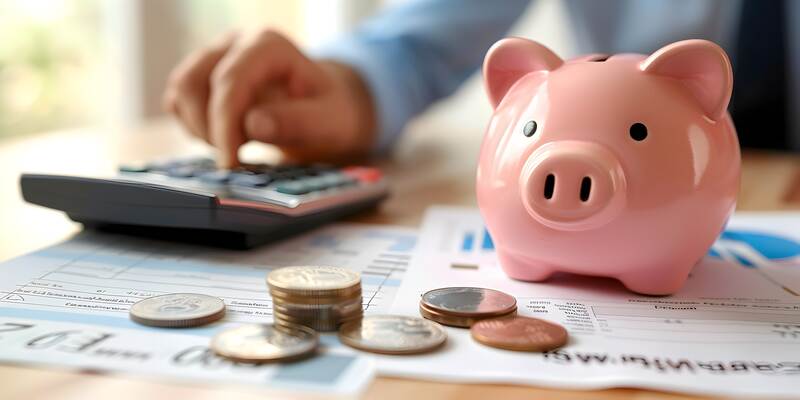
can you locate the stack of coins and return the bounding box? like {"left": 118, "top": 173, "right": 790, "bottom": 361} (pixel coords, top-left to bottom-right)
{"left": 418, "top": 286, "right": 569, "bottom": 353}
{"left": 419, "top": 287, "right": 517, "bottom": 327}
{"left": 267, "top": 266, "right": 363, "bottom": 331}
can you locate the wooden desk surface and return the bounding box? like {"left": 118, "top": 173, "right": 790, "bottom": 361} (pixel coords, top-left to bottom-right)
{"left": 1, "top": 119, "right": 799, "bottom": 400}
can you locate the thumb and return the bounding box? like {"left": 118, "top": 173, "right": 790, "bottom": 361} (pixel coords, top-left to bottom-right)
{"left": 244, "top": 100, "right": 327, "bottom": 146}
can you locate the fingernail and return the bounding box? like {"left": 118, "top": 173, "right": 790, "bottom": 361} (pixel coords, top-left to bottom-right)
{"left": 248, "top": 112, "right": 276, "bottom": 141}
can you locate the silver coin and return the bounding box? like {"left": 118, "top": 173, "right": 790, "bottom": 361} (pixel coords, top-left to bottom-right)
{"left": 272, "top": 295, "right": 363, "bottom": 315}
{"left": 274, "top": 308, "right": 363, "bottom": 332}
{"left": 129, "top": 293, "right": 225, "bottom": 328}
{"left": 267, "top": 266, "right": 360, "bottom": 294}
{"left": 421, "top": 287, "right": 517, "bottom": 317}
{"left": 211, "top": 323, "right": 318, "bottom": 363}
{"left": 338, "top": 315, "right": 447, "bottom": 355}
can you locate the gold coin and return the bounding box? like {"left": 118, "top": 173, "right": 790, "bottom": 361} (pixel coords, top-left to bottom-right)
{"left": 273, "top": 312, "right": 358, "bottom": 325}
{"left": 267, "top": 266, "right": 360, "bottom": 297}
{"left": 269, "top": 288, "right": 362, "bottom": 305}
{"left": 129, "top": 293, "right": 225, "bottom": 328}
{"left": 273, "top": 307, "right": 363, "bottom": 332}
{"left": 273, "top": 296, "right": 363, "bottom": 315}
{"left": 338, "top": 315, "right": 447, "bottom": 355}
{"left": 470, "top": 316, "right": 568, "bottom": 352}
{"left": 211, "top": 323, "right": 318, "bottom": 363}
{"left": 274, "top": 315, "right": 361, "bottom": 332}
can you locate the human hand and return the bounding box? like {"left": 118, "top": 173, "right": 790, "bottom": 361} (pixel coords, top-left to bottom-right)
{"left": 163, "top": 29, "right": 376, "bottom": 168}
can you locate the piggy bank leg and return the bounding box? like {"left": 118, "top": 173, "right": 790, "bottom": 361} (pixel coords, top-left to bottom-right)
{"left": 497, "top": 250, "right": 554, "bottom": 282}
{"left": 618, "top": 265, "right": 692, "bottom": 296}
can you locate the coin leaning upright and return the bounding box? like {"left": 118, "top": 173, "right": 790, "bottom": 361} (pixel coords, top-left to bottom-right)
{"left": 211, "top": 323, "right": 319, "bottom": 363}
{"left": 129, "top": 293, "right": 225, "bottom": 328}
{"left": 338, "top": 315, "right": 447, "bottom": 355}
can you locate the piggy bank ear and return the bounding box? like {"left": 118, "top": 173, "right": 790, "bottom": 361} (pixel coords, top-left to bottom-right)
{"left": 641, "top": 39, "right": 733, "bottom": 121}
{"left": 483, "top": 38, "right": 563, "bottom": 109}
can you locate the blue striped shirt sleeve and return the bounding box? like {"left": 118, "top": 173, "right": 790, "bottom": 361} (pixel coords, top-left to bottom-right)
{"left": 313, "top": 0, "right": 531, "bottom": 152}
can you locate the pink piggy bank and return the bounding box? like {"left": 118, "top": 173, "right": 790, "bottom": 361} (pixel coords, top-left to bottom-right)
{"left": 476, "top": 38, "right": 740, "bottom": 295}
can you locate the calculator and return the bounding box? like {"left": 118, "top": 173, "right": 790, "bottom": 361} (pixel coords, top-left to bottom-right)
{"left": 20, "top": 157, "right": 389, "bottom": 248}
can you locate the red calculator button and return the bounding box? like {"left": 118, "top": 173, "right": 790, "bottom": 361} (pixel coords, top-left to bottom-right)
{"left": 343, "top": 167, "right": 383, "bottom": 183}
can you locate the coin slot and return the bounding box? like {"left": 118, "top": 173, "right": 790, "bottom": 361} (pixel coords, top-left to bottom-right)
{"left": 580, "top": 177, "right": 592, "bottom": 202}
{"left": 544, "top": 174, "right": 555, "bottom": 200}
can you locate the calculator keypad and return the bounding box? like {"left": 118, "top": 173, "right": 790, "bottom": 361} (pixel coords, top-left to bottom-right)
{"left": 118, "top": 157, "right": 380, "bottom": 209}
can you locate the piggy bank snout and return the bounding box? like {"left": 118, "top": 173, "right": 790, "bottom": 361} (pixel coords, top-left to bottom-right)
{"left": 520, "top": 142, "right": 627, "bottom": 231}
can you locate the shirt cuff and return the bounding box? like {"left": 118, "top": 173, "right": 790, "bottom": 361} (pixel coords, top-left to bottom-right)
{"left": 311, "top": 39, "right": 408, "bottom": 154}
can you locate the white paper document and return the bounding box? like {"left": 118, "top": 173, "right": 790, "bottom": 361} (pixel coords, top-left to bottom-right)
{"left": 382, "top": 207, "right": 800, "bottom": 398}
{"left": 0, "top": 224, "right": 417, "bottom": 396}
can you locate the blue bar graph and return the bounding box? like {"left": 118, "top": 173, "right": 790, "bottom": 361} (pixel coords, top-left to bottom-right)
{"left": 461, "top": 232, "right": 475, "bottom": 251}
{"left": 460, "top": 228, "right": 495, "bottom": 253}
{"left": 481, "top": 228, "right": 495, "bottom": 250}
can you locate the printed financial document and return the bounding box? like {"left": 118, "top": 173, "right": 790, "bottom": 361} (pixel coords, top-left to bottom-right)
{"left": 383, "top": 207, "right": 800, "bottom": 398}
{"left": 0, "top": 223, "right": 417, "bottom": 395}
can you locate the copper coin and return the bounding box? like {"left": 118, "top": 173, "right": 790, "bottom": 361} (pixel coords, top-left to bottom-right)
{"left": 470, "top": 316, "right": 568, "bottom": 352}
{"left": 419, "top": 303, "right": 491, "bottom": 328}
{"left": 421, "top": 287, "right": 517, "bottom": 318}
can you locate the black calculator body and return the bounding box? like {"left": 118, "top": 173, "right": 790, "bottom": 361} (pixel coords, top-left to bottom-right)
{"left": 20, "top": 157, "right": 389, "bottom": 248}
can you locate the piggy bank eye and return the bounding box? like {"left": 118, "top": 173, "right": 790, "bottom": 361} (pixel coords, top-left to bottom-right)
{"left": 523, "top": 120, "right": 538, "bottom": 137}
{"left": 629, "top": 122, "right": 648, "bottom": 141}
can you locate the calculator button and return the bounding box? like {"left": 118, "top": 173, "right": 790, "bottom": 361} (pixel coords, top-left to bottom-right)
{"left": 275, "top": 181, "right": 312, "bottom": 195}
{"left": 119, "top": 164, "right": 149, "bottom": 173}
{"left": 231, "top": 173, "right": 272, "bottom": 187}
{"left": 320, "top": 173, "right": 356, "bottom": 188}
{"left": 146, "top": 161, "right": 176, "bottom": 173}
{"left": 198, "top": 170, "right": 232, "bottom": 184}
{"left": 187, "top": 157, "right": 216, "bottom": 169}
{"left": 300, "top": 176, "right": 331, "bottom": 191}
{"left": 167, "top": 166, "right": 199, "bottom": 178}
{"left": 342, "top": 167, "right": 382, "bottom": 183}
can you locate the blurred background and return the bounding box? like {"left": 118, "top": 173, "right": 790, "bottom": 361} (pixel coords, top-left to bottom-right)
{"left": 0, "top": 0, "right": 571, "bottom": 142}
{"left": 0, "top": 0, "right": 374, "bottom": 139}
{"left": 0, "top": 0, "right": 575, "bottom": 258}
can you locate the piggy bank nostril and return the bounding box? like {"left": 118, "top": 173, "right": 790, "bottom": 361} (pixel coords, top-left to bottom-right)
{"left": 517, "top": 142, "right": 629, "bottom": 231}
{"left": 543, "top": 174, "right": 555, "bottom": 199}
{"left": 580, "top": 177, "right": 592, "bottom": 202}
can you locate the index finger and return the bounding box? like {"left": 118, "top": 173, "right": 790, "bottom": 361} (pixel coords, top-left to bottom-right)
{"left": 207, "top": 30, "right": 303, "bottom": 168}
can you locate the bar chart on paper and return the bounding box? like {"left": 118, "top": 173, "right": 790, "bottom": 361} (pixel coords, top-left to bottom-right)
{"left": 710, "top": 229, "right": 800, "bottom": 296}
{"left": 452, "top": 213, "right": 800, "bottom": 297}
{"left": 0, "top": 224, "right": 416, "bottom": 321}
{"left": 385, "top": 207, "right": 800, "bottom": 398}
{"left": 0, "top": 223, "right": 417, "bottom": 395}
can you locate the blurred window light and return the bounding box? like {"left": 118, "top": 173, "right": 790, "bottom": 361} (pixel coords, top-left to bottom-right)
{"left": 0, "top": 0, "right": 109, "bottom": 139}
{"left": 0, "top": 0, "right": 374, "bottom": 140}
{"left": 181, "top": 1, "right": 307, "bottom": 50}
